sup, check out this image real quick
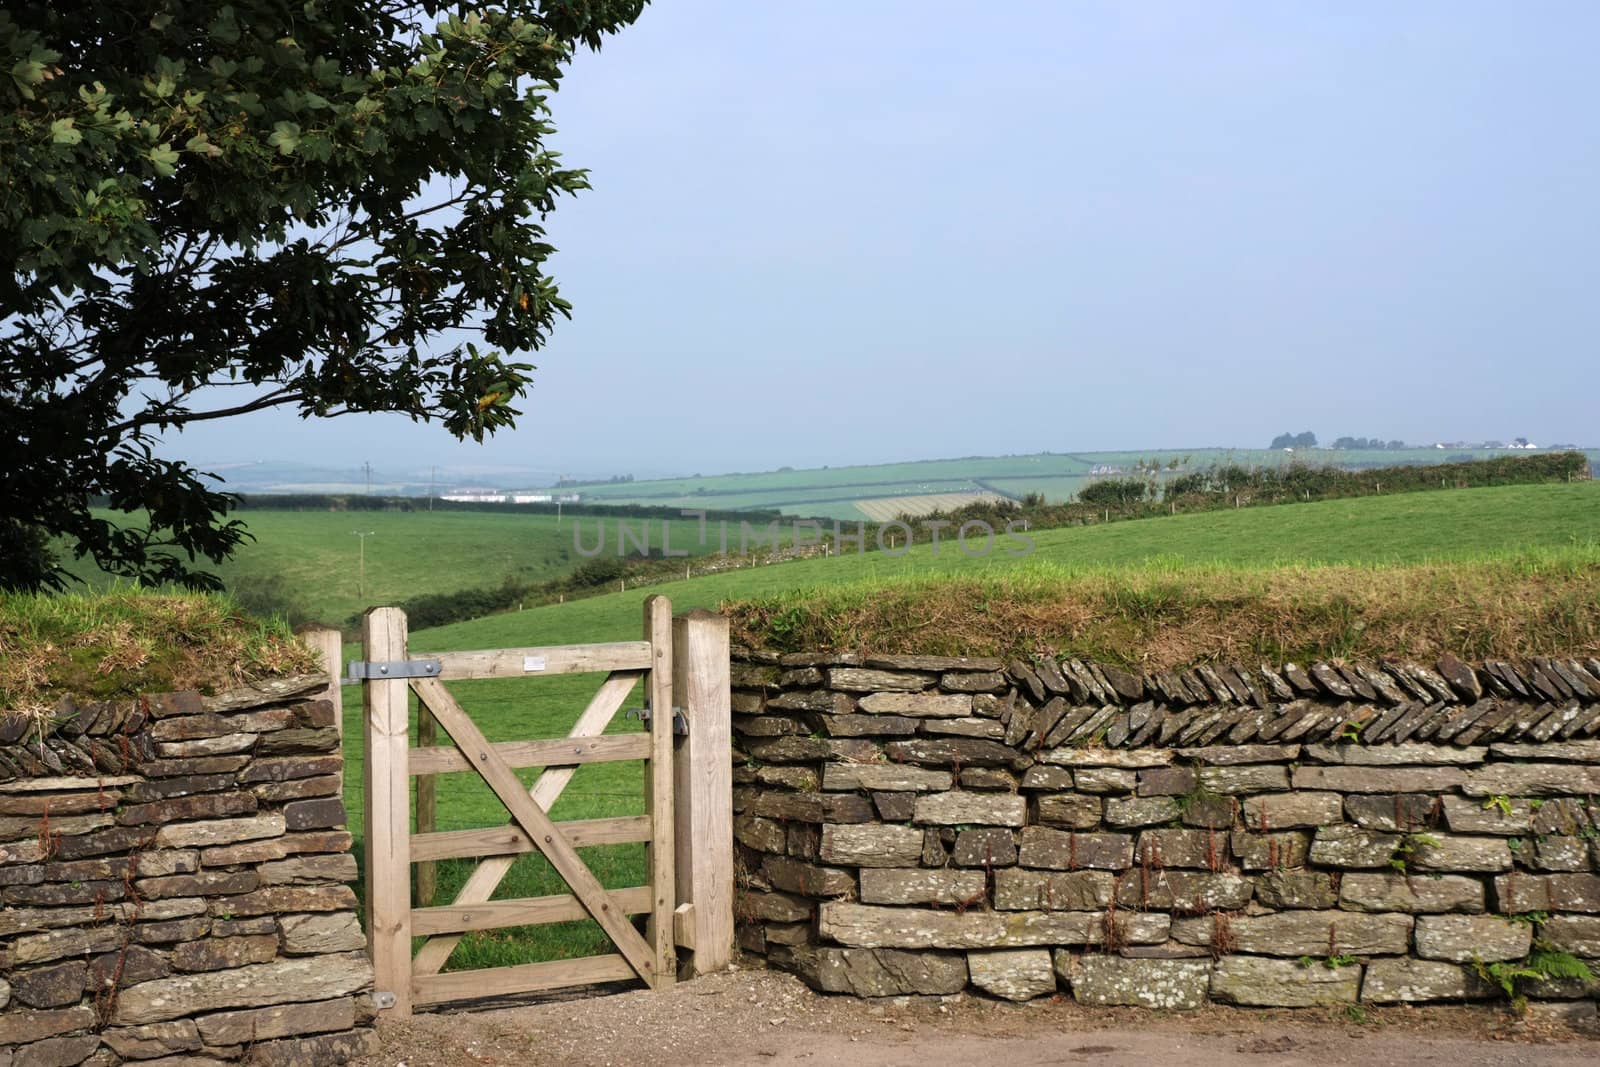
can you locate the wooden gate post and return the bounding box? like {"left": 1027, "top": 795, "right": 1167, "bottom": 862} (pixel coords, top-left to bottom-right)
{"left": 671, "top": 608, "right": 733, "bottom": 975}
{"left": 297, "top": 625, "right": 343, "bottom": 736}
{"left": 362, "top": 607, "right": 413, "bottom": 1016}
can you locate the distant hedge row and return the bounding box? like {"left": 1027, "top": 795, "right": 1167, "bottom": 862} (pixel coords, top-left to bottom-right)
{"left": 232, "top": 493, "right": 778, "bottom": 523}
{"left": 914, "top": 451, "right": 1591, "bottom": 537}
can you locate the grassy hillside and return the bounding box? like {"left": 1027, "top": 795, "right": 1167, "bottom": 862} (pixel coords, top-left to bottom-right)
{"left": 65, "top": 509, "right": 734, "bottom": 628}
{"left": 332, "top": 480, "right": 1600, "bottom": 970}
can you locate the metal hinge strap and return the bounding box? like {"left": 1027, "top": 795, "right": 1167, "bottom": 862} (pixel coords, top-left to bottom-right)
{"left": 346, "top": 659, "right": 442, "bottom": 682}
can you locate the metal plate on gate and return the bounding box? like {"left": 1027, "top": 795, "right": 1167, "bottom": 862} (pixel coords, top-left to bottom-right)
{"left": 346, "top": 659, "right": 442, "bottom": 682}
{"left": 523, "top": 655, "right": 547, "bottom": 672}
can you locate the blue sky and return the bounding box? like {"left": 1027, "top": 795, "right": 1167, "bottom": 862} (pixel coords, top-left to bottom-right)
{"left": 165, "top": 1, "right": 1600, "bottom": 482}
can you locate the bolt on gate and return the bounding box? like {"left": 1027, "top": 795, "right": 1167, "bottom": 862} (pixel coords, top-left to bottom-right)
{"left": 356, "top": 596, "right": 733, "bottom": 1015}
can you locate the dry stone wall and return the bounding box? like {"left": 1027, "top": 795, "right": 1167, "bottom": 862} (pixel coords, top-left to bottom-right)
{"left": 0, "top": 675, "right": 376, "bottom": 1066}
{"left": 731, "top": 650, "right": 1600, "bottom": 1012}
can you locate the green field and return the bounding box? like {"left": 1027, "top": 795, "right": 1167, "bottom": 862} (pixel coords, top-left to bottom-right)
{"left": 561, "top": 447, "right": 1600, "bottom": 519}
{"left": 66, "top": 510, "right": 747, "bottom": 628}
{"left": 335, "top": 480, "right": 1600, "bottom": 971}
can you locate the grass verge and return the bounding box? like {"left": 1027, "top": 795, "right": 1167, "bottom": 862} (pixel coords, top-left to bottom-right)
{"left": 0, "top": 586, "right": 317, "bottom": 712}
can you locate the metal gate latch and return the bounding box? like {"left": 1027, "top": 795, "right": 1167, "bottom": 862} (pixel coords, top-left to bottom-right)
{"left": 627, "top": 705, "right": 689, "bottom": 735}
{"left": 346, "top": 659, "right": 442, "bottom": 682}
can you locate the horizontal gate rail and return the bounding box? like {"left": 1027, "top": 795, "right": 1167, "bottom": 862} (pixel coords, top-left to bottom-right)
{"left": 408, "top": 731, "right": 650, "bottom": 776}
{"left": 411, "top": 885, "right": 654, "bottom": 937}
{"left": 427, "top": 642, "right": 652, "bottom": 680}
{"left": 409, "top": 814, "right": 651, "bottom": 863}
{"left": 413, "top": 955, "right": 637, "bottom": 1008}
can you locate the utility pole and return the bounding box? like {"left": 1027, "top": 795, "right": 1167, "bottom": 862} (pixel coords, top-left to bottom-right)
{"left": 363, "top": 461, "right": 373, "bottom": 496}
{"left": 352, "top": 531, "right": 376, "bottom": 596}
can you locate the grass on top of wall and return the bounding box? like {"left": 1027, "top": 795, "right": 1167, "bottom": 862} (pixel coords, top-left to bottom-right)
{"left": 0, "top": 586, "right": 319, "bottom": 712}
{"left": 724, "top": 546, "right": 1600, "bottom": 669}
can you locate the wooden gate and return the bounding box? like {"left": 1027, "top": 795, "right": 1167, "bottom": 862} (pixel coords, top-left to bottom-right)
{"left": 357, "top": 596, "right": 732, "bottom": 1015}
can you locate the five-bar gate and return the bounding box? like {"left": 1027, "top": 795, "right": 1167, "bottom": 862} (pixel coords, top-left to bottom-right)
{"left": 357, "top": 596, "right": 732, "bottom": 1015}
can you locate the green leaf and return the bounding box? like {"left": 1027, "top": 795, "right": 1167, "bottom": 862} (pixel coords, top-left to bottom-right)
{"left": 49, "top": 118, "right": 82, "bottom": 146}
{"left": 267, "top": 121, "right": 302, "bottom": 155}
{"left": 148, "top": 143, "right": 180, "bottom": 177}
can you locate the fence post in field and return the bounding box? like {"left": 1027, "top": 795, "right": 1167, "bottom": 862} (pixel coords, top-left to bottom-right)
{"left": 671, "top": 608, "right": 733, "bottom": 975}
{"left": 298, "top": 625, "right": 343, "bottom": 736}
{"left": 362, "top": 607, "right": 413, "bottom": 1016}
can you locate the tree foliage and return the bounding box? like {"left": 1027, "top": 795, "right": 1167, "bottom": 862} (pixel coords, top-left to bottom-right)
{"left": 0, "top": 0, "right": 648, "bottom": 591}
{"left": 1268, "top": 431, "right": 1318, "bottom": 450}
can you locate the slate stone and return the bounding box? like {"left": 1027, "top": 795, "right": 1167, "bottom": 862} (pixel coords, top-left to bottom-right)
{"left": 155, "top": 813, "right": 285, "bottom": 848}
{"left": 913, "top": 791, "right": 1026, "bottom": 827}
{"left": 1439, "top": 795, "right": 1532, "bottom": 835}
{"left": 1344, "top": 794, "right": 1439, "bottom": 833}
{"left": 248, "top": 1028, "right": 380, "bottom": 1067}
{"left": 1172, "top": 911, "right": 1412, "bottom": 956}
{"left": 1136, "top": 767, "right": 1196, "bottom": 797}
{"left": 1210, "top": 956, "right": 1360, "bottom": 1006}
{"left": 1290, "top": 766, "right": 1466, "bottom": 793}
{"left": 1301, "top": 743, "right": 1485, "bottom": 766}
{"left": 818, "top": 824, "right": 923, "bottom": 867}
{"left": 1072, "top": 768, "right": 1136, "bottom": 794}
{"left": 1415, "top": 915, "right": 1531, "bottom": 963}
{"left": 1115, "top": 871, "right": 1253, "bottom": 912}
{"left": 222, "top": 885, "right": 357, "bottom": 917}
{"left": 951, "top": 827, "right": 1017, "bottom": 868}
{"left": 1464, "top": 764, "right": 1600, "bottom": 796}
{"left": 278, "top": 912, "right": 368, "bottom": 955}
{"left": 1338, "top": 873, "right": 1485, "bottom": 914}
{"left": 1044, "top": 748, "right": 1173, "bottom": 769}
{"left": 1411, "top": 834, "right": 1512, "bottom": 873}
{"left": 791, "top": 946, "right": 967, "bottom": 997}
{"left": 1308, "top": 825, "right": 1402, "bottom": 869}
{"left": 1140, "top": 828, "right": 1229, "bottom": 870}
{"left": 993, "top": 868, "right": 1114, "bottom": 911}
{"left": 1240, "top": 792, "right": 1341, "bottom": 830}
{"left": 1019, "top": 766, "right": 1074, "bottom": 791}
{"left": 194, "top": 996, "right": 357, "bottom": 1046}
{"left": 941, "top": 671, "right": 1009, "bottom": 693}
{"left": 1542, "top": 916, "right": 1600, "bottom": 957}
{"left": 828, "top": 668, "right": 935, "bottom": 692}
{"left": 10, "top": 961, "right": 87, "bottom": 1009}
{"left": 957, "top": 767, "right": 1018, "bottom": 790}
{"left": 1068, "top": 955, "right": 1209, "bottom": 1009}
{"left": 1254, "top": 870, "right": 1339, "bottom": 909}
{"left": 101, "top": 1020, "right": 202, "bottom": 1059}
{"left": 172, "top": 934, "right": 279, "bottom": 972}
{"left": 859, "top": 868, "right": 985, "bottom": 906}
{"left": 884, "top": 738, "right": 1019, "bottom": 767}
{"left": 968, "top": 949, "right": 1056, "bottom": 1001}
{"left": 1361, "top": 957, "right": 1494, "bottom": 1003}
{"left": 1104, "top": 796, "right": 1182, "bottom": 828}
{"left": 1495, "top": 873, "right": 1600, "bottom": 914}
{"left": 817, "top": 902, "right": 1167, "bottom": 949}
{"left": 282, "top": 797, "right": 345, "bottom": 831}
{"left": 1017, "top": 827, "right": 1133, "bottom": 870}
{"left": 820, "top": 764, "right": 951, "bottom": 792}
{"left": 1199, "top": 765, "right": 1289, "bottom": 794}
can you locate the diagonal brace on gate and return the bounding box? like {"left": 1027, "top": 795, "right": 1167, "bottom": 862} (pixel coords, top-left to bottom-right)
{"left": 407, "top": 670, "right": 641, "bottom": 976}
{"left": 409, "top": 676, "right": 658, "bottom": 986}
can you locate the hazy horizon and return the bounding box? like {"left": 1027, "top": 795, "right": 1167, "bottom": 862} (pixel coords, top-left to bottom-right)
{"left": 155, "top": 1, "right": 1600, "bottom": 482}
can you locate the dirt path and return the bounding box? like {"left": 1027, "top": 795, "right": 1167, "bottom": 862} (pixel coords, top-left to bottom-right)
{"left": 358, "top": 966, "right": 1598, "bottom": 1067}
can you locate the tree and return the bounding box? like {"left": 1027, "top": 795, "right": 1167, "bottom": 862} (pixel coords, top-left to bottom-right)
{"left": 1269, "top": 431, "right": 1318, "bottom": 450}
{"left": 0, "top": 1, "right": 648, "bottom": 591}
